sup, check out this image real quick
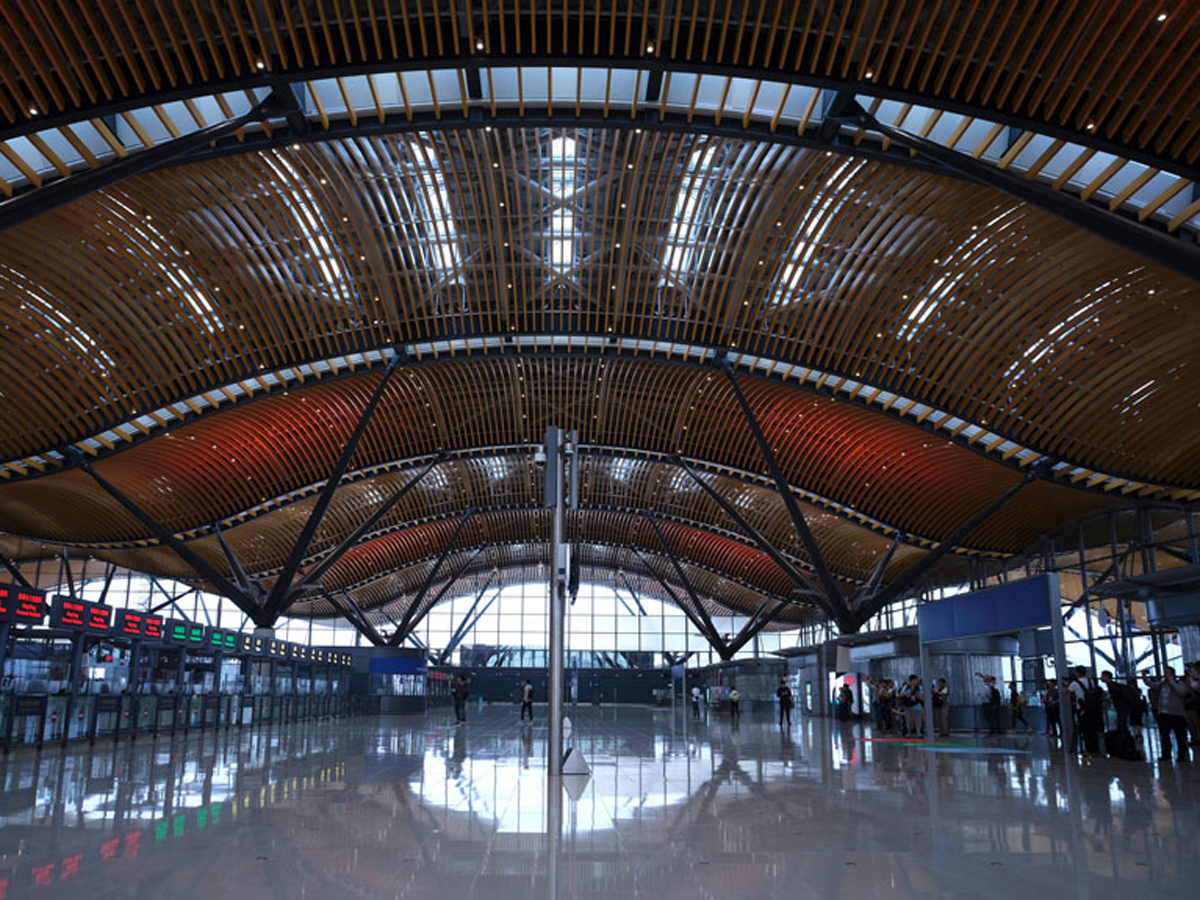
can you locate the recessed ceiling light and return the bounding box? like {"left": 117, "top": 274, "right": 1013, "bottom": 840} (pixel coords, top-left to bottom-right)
{"left": 1157, "top": 12, "right": 1168, "bottom": 22}
{"left": 255, "top": 59, "right": 265, "bottom": 70}
{"left": 475, "top": 39, "right": 484, "bottom": 50}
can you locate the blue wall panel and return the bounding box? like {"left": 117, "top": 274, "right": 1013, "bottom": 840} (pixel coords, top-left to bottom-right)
{"left": 918, "top": 575, "right": 1057, "bottom": 643}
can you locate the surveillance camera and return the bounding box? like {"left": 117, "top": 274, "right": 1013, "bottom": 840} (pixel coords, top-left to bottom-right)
{"left": 534, "top": 448, "right": 547, "bottom": 466}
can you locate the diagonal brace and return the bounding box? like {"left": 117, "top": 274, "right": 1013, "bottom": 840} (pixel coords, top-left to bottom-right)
{"left": 617, "top": 571, "right": 648, "bottom": 615}
{"left": 643, "top": 514, "right": 728, "bottom": 654}
{"left": 673, "top": 454, "right": 836, "bottom": 618}
{"left": 389, "top": 546, "right": 483, "bottom": 646}
{"left": 265, "top": 351, "right": 405, "bottom": 619}
{"left": 387, "top": 513, "right": 474, "bottom": 644}
{"left": 721, "top": 363, "right": 849, "bottom": 629}
{"left": 850, "top": 465, "right": 1045, "bottom": 630}
{"left": 438, "top": 570, "right": 497, "bottom": 663}
{"left": 299, "top": 455, "right": 445, "bottom": 588}
{"left": 632, "top": 549, "right": 724, "bottom": 653}
{"left": 726, "top": 598, "right": 792, "bottom": 657}
{"left": 78, "top": 458, "right": 269, "bottom": 625}
{"left": 325, "top": 591, "right": 384, "bottom": 646}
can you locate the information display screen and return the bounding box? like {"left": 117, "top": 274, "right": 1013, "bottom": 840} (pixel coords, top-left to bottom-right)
{"left": 186, "top": 623, "right": 208, "bottom": 645}
{"left": 165, "top": 619, "right": 190, "bottom": 645}
{"left": 1, "top": 585, "right": 48, "bottom": 624}
{"left": 207, "top": 629, "right": 237, "bottom": 651}
{"left": 50, "top": 596, "right": 112, "bottom": 633}
{"left": 115, "top": 610, "right": 165, "bottom": 640}
{"left": 311, "top": 649, "right": 324, "bottom": 663}
{"left": 238, "top": 633, "right": 265, "bottom": 655}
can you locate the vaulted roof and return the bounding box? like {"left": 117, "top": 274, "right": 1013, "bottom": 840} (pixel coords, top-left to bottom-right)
{"left": 0, "top": 2, "right": 1197, "bottom": 638}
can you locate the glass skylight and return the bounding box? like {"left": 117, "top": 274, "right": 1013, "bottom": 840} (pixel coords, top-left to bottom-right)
{"left": 662, "top": 144, "right": 717, "bottom": 282}
{"left": 771, "top": 158, "right": 866, "bottom": 306}
{"left": 404, "top": 139, "right": 462, "bottom": 279}
{"left": 546, "top": 136, "right": 578, "bottom": 272}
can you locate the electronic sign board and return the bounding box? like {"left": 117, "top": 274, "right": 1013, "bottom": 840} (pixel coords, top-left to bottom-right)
{"left": 165, "top": 619, "right": 190, "bottom": 645}
{"left": 50, "top": 596, "right": 112, "bottom": 633}
{"left": 115, "top": 610, "right": 165, "bottom": 640}
{"left": 186, "top": 623, "right": 208, "bottom": 645}
{"left": 1, "top": 584, "right": 48, "bottom": 624}
{"left": 207, "top": 629, "right": 238, "bottom": 651}
{"left": 238, "top": 633, "right": 265, "bottom": 655}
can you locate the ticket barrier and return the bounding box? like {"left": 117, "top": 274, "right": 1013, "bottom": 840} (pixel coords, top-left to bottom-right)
{"left": 3, "top": 694, "right": 48, "bottom": 749}
{"left": 91, "top": 695, "right": 122, "bottom": 739}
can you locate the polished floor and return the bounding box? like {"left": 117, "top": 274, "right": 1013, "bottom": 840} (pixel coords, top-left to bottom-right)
{"left": 0, "top": 704, "right": 1197, "bottom": 899}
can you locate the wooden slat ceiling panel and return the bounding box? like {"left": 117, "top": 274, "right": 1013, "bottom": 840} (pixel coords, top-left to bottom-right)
{"left": 0, "top": 357, "right": 1118, "bottom": 559}
{"left": 2, "top": 2, "right": 1197, "bottom": 170}
{"left": 0, "top": 131, "right": 1195, "bottom": 486}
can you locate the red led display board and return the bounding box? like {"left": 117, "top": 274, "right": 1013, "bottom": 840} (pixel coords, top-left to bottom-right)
{"left": 50, "top": 596, "right": 112, "bottom": 633}
{"left": 1, "top": 584, "right": 47, "bottom": 623}
{"left": 115, "top": 610, "right": 165, "bottom": 640}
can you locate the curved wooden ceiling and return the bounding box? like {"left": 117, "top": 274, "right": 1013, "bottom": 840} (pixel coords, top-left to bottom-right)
{"left": 0, "top": 2, "right": 1197, "bottom": 636}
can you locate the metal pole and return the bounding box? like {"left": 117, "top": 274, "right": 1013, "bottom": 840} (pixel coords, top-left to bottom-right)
{"left": 546, "top": 428, "right": 572, "bottom": 776}
{"left": 1048, "top": 573, "right": 1073, "bottom": 754}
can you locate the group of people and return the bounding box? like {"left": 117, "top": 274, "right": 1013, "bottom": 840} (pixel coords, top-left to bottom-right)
{"left": 862, "top": 675, "right": 952, "bottom": 737}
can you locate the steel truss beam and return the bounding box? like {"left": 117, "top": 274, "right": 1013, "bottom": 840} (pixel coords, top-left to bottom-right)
{"left": 76, "top": 458, "right": 271, "bottom": 625}
{"left": 726, "top": 599, "right": 790, "bottom": 657}
{"left": 836, "top": 101, "right": 1200, "bottom": 283}
{"left": 264, "top": 350, "right": 405, "bottom": 620}
{"left": 721, "top": 361, "right": 851, "bottom": 631}
{"left": 387, "top": 513, "right": 473, "bottom": 645}
{"left": 0, "top": 93, "right": 289, "bottom": 233}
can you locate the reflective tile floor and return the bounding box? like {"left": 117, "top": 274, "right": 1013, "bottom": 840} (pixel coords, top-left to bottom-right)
{"left": 1, "top": 705, "right": 1198, "bottom": 899}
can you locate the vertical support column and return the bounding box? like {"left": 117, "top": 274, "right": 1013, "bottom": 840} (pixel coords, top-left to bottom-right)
{"left": 1077, "top": 525, "right": 1098, "bottom": 674}
{"left": 62, "top": 633, "right": 84, "bottom": 744}
{"left": 1048, "top": 572, "right": 1073, "bottom": 754}
{"left": 920, "top": 640, "right": 935, "bottom": 740}
{"left": 0, "top": 621, "right": 10, "bottom": 687}
{"left": 544, "top": 427, "right": 576, "bottom": 777}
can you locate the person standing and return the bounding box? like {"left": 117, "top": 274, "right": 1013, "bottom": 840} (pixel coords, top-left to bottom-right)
{"left": 933, "top": 678, "right": 951, "bottom": 737}
{"left": 453, "top": 674, "right": 470, "bottom": 725}
{"left": 1040, "top": 679, "right": 1062, "bottom": 741}
{"left": 1008, "top": 681, "right": 1032, "bottom": 733}
{"left": 729, "top": 687, "right": 740, "bottom": 721}
{"left": 776, "top": 679, "right": 793, "bottom": 727}
{"left": 1068, "top": 666, "right": 1103, "bottom": 757}
{"left": 900, "top": 675, "right": 924, "bottom": 737}
{"left": 1183, "top": 662, "right": 1200, "bottom": 749}
{"left": 977, "top": 674, "right": 1001, "bottom": 735}
{"left": 520, "top": 679, "right": 534, "bottom": 722}
{"left": 1100, "top": 671, "right": 1132, "bottom": 733}
{"left": 1147, "top": 667, "right": 1190, "bottom": 762}
{"left": 837, "top": 683, "right": 854, "bottom": 721}
{"left": 690, "top": 684, "right": 702, "bottom": 719}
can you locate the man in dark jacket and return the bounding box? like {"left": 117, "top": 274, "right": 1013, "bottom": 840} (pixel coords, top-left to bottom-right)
{"left": 1101, "top": 671, "right": 1133, "bottom": 733}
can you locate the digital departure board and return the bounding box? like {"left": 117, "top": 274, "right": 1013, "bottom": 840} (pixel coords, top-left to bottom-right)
{"left": 311, "top": 649, "right": 324, "bottom": 663}
{"left": 165, "top": 619, "right": 190, "bottom": 645}
{"left": 50, "top": 596, "right": 112, "bottom": 633}
{"left": 115, "top": 610, "right": 165, "bottom": 640}
{"left": 238, "top": 633, "right": 265, "bottom": 655}
{"left": 207, "top": 629, "right": 237, "bottom": 650}
{"left": 1, "top": 584, "right": 48, "bottom": 624}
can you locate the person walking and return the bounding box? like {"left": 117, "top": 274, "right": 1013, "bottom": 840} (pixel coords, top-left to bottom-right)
{"left": 933, "top": 677, "right": 951, "bottom": 737}
{"left": 1147, "top": 666, "right": 1191, "bottom": 762}
{"left": 1008, "top": 681, "right": 1033, "bottom": 733}
{"left": 690, "top": 684, "right": 702, "bottom": 719}
{"left": 520, "top": 679, "right": 534, "bottom": 722}
{"left": 729, "top": 687, "right": 741, "bottom": 721}
{"left": 776, "top": 679, "right": 793, "bottom": 727}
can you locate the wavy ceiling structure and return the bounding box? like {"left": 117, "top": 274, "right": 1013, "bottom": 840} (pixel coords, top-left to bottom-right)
{"left": 0, "top": 2, "right": 1197, "bottom": 646}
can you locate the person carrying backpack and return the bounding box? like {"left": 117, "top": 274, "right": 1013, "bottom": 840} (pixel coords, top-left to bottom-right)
{"left": 976, "top": 673, "right": 1002, "bottom": 735}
